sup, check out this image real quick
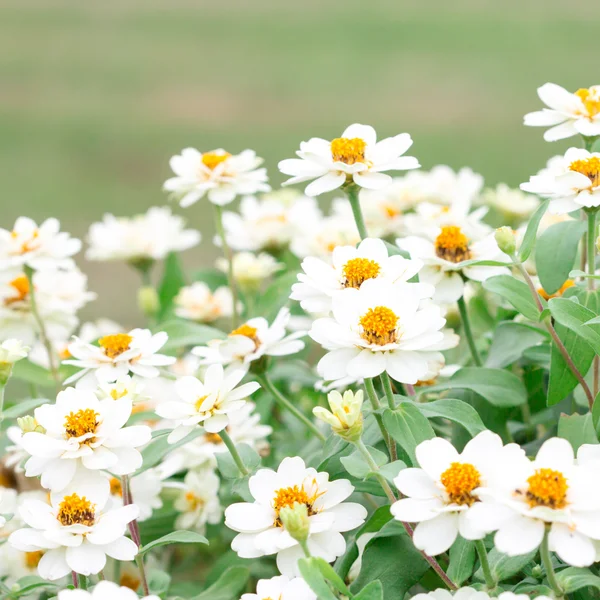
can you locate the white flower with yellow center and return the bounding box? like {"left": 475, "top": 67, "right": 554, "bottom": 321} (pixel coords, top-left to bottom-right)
{"left": 216, "top": 252, "right": 283, "bottom": 291}
{"left": 106, "top": 469, "right": 163, "bottom": 522}
{"left": 95, "top": 375, "right": 148, "bottom": 409}
{"left": 225, "top": 456, "right": 367, "bottom": 576}
{"left": 64, "top": 328, "right": 175, "bottom": 384}
{"left": 521, "top": 148, "right": 600, "bottom": 214}
{"left": 172, "top": 468, "right": 222, "bottom": 532}
{"left": 86, "top": 206, "right": 201, "bottom": 263}
{"left": 175, "top": 282, "right": 235, "bottom": 323}
{"left": 0, "top": 217, "right": 81, "bottom": 271}
{"left": 524, "top": 83, "right": 600, "bottom": 141}
{"left": 164, "top": 147, "right": 270, "bottom": 207}
{"left": 390, "top": 431, "right": 524, "bottom": 556}
{"left": 8, "top": 471, "right": 139, "bottom": 580}
{"left": 21, "top": 387, "right": 151, "bottom": 491}
{"left": 290, "top": 237, "right": 431, "bottom": 314}
{"left": 278, "top": 124, "right": 420, "bottom": 196}
{"left": 310, "top": 279, "right": 458, "bottom": 385}
{"left": 58, "top": 580, "right": 159, "bottom": 600}
{"left": 242, "top": 576, "right": 316, "bottom": 600}
{"left": 467, "top": 438, "right": 600, "bottom": 567}
{"left": 156, "top": 363, "right": 260, "bottom": 442}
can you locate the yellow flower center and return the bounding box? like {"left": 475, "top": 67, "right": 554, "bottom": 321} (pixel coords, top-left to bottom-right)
{"left": 569, "top": 156, "right": 600, "bottom": 187}
{"left": 272, "top": 484, "right": 321, "bottom": 527}
{"left": 99, "top": 333, "right": 133, "bottom": 359}
{"left": 57, "top": 493, "right": 96, "bottom": 526}
{"left": 525, "top": 468, "right": 568, "bottom": 509}
{"left": 434, "top": 226, "right": 472, "bottom": 263}
{"left": 64, "top": 408, "right": 99, "bottom": 439}
{"left": 110, "top": 387, "right": 129, "bottom": 400}
{"left": 194, "top": 394, "right": 210, "bottom": 413}
{"left": 24, "top": 551, "right": 44, "bottom": 568}
{"left": 110, "top": 477, "right": 123, "bottom": 497}
{"left": 575, "top": 88, "right": 600, "bottom": 118}
{"left": 201, "top": 151, "right": 231, "bottom": 170}
{"left": 185, "top": 491, "right": 205, "bottom": 511}
{"left": 330, "top": 137, "right": 367, "bottom": 165}
{"left": 538, "top": 279, "right": 575, "bottom": 301}
{"left": 120, "top": 573, "right": 141, "bottom": 591}
{"left": 5, "top": 275, "right": 30, "bottom": 306}
{"left": 440, "top": 462, "right": 481, "bottom": 506}
{"left": 204, "top": 432, "right": 223, "bottom": 444}
{"left": 342, "top": 258, "right": 381, "bottom": 289}
{"left": 359, "top": 306, "right": 399, "bottom": 345}
{"left": 229, "top": 323, "right": 260, "bottom": 350}
{"left": 11, "top": 229, "right": 39, "bottom": 254}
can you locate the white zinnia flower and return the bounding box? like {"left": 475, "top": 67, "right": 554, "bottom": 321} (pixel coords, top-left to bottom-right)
{"left": 164, "top": 147, "right": 270, "bottom": 207}
{"left": 242, "top": 576, "right": 316, "bottom": 600}
{"left": 173, "top": 468, "right": 222, "bottom": 532}
{"left": 86, "top": 206, "right": 200, "bottom": 263}
{"left": 279, "top": 123, "right": 419, "bottom": 196}
{"left": 524, "top": 83, "right": 600, "bottom": 141}
{"left": 156, "top": 363, "right": 260, "bottom": 442}
{"left": 175, "top": 283, "right": 235, "bottom": 323}
{"left": 216, "top": 252, "right": 283, "bottom": 291}
{"left": 290, "top": 237, "right": 431, "bottom": 314}
{"left": 225, "top": 456, "right": 367, "bottom": 576}
{"left": 0, "top": 338, "right": 29, "bottom": 365}
{"left": 21, "top": 387, "right": 151, "bottom": 491}
{"left": 310, "top": 279, "right": 458, "bottom": 385}
{"left": 58, "top": 580, "right": 159, "bottom": 600}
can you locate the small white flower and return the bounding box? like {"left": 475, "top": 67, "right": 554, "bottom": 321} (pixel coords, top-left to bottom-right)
{"left": 175, "top": 282, "right": 236, "bottom": 323}
{"left": 173, "top": 468, "right": 222, "bottom": 532}
{"left": 156, "top": 363, "right": 260, "bottom": 442}
{"left": 58, "top": 580, "right": 159, "bottom": 600}
{"left": 86, "top": 206, "right": 200, "bottom": 263}
{"left": 164, "top": 147, "right": 270, "bottom": 207}
{"left": 0, "top": 339, "right": 29, "bottom": 365}
{"left": 216, "top": 252, "right": 283, "bottom": 291}
{"left": 524, "top": 83, "right": 600, "bottom": 141}
{"left": 241, "top": 575, "right": 316, "bottom": 600}
{"left": 21, "top": 387, "right": 151, "bottom": 491}
{"left": 480, "top": 184, "right": 539, "bottom": 221}
{"left": 95, "top": 375, "right": 149, "bottom": 407}
{"left": 279, "top": 123, "right": 419, "bottom": 196}
{"left": 107, "top": 469, "right": 163, "bottom": 522}
{"left": 225, "top": 456, "right": 367, "bottom": 576}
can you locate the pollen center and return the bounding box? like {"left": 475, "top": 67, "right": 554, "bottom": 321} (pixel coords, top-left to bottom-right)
{"left": 569, "top": 156, "right": 600, "bottom": 187}
{"left": 110, "top": 477, "right": 123, "bottom": 497}
{"left": 57, "top": 493, "right": 96, "bottom": 526}
{"left": 342, "top": 258, "right": 381, "bottom": 289}
{"left": 185, "top": 491, "right": 205, "bottom": 511}
{"left": 272, "top": 484, "right": 319, "bottom": 527}
{"left": 120, "top": 573, "right": 141, "bottom": 592}
{"left": 538, "top": 279, "right": 575, "bottom": 301}
{"left": 99, "top": 333, "right": 133, "bottom": 358}
{"left": 434, "top": 226, "right": 472, "bottom": 263}
{"left": 331, "top": 137, "right": 367, "bottom": 165}
{"left": 64, "top": 408, "right": 99, "bottom": 439}
{"left": 359, "top": 306, "right": 399, "bottom": 345}
{"left": 5, "top": 275, "right": 30, "bottom": 306}
{"left": 525, "top": 468, "right": 568, "bottom": 509}
{"left": 24, "top": 551, "right": 44, "bottom": 568}
{"left": 440, "top": 462, "right": 481, "bottom": 506}
{"left": 575, "top": 88, "right": 600, "bottom": 118}
{"left": 201, "top": 151, "right": 230, "bottom": 170}
{"left": 204, "top": 432, "right": 223, "bottom": 444}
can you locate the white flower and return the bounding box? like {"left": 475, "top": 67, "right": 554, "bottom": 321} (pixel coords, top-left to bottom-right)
{"left": 21, "top": 387, "right": 151, "bottom": 491}
{"left": 310, "top": 279, "right": 458, "bottom": 385}
{"left": 95, "top": 375, "right": 149, "bottom": 407}
{"left": 175, "top": 283, "right": 235, "bottom": 323}
{"left": 391, "top": 431, "right": 523, "bottom": 556}
{"left": 58, "top": 580, "right": 159, "bottom": 600}
{"left": 290, "top": 237, "right": 431, "bottom": 314}
{"left": 216, "top": 252, "right": 283, "bottom": 290}
{"left": 64, "top": 328, "right": 175, "bottom": 384}
{"left": 279, "top": 123, "right": 419, "bottom": 196}
{"left": 0, "top": 339, "right": 29, "bottom": 365}
{"left": 409, "top": 591, "right": 551, "bottom": 600}
{"left": 242, "top": 576, "right": 316, "bottom": 600}
{"left": 0, "top": 217, "right": 81, "bottom": 271}
{"left": 8, "top": 471, "right": 139, "bottom": 580}
{"left": 468, "top": 438, "right": 600, "bottom": 567}
{"left": 156, "top": 363, "right": 260, "bottom": 442}
{"left": 524, "top": 83, "right": 600, "bottom": 141}
{"left": 481, "top": 184, "right": 539, "bottom": 221}
{"left": 107, "top": 469, "right": 163, "bottom": 522}
{"left": 173, "top": 469, "right": 222, "bottom": 532}
{"left": 397, "top": 228, "right": 510, "bottom": 304}
{"left": 225, "top": 456, "right": 367, "bottom": 576}
{"left": 164, "top": 147, "right": 270, "bottom": 207}
{"left": 86, "top": 207, "right": 200, "bottom": 262}
{"left": 521, "top": 148, "right": 600, "bottom": 214}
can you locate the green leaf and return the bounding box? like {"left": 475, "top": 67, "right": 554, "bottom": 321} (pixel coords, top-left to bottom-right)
{"left": 378, "top": 460, "right": 407, "bottom": 484}
{"left": 415, "top": 398, "right": 487, "bottom": 437}
{"left": 192, "top": 566, "right": 250, "bottom": 600}
{"left": 139, "top": 530, "right": 208, "bottom": 555}
{"left": 477, "top": 548, "right": 537, "bottom": 582}
{"left": 216, "top": 443, "right": 261, "bottom": 479}
{"left": 192, "top": 268, "right": 228, "bottom": 289}
{"left": 447, "top": 537, "right": 476, "bottom": 586}
{"left": 486, "top": 321, "right": 549, "bottom": 368}
{"left": 311, "top": 557, "right": 352, "bottom": 596}
{"left": 354, "top": 581, "right": 384, "bottom": 600}
{"left": 536, "top": 220, "right": 586, "bottom": 295}
{"left": 159, "top": 319, "right": 226, "bottom": 352}
{"left": 10, "top": 359, "right": 56, "bottom": 388}
{"left": 549, "top": 298, "right": 600, "bottom": 354}
{"left": 556, "top": 567, "right": 600, "bottom": 593}
{"left": 158, "top": 251, "right": 187, "bottom": 320}
{"left": 518, "top": 198, "right": 549, "bottom": 262}
{"left": 140, "top": 429, "right": 202, "bottom": 474}
{"left": 2, "top": 397, "right": 50, "bottom": 419}
{"left": 253, "top": 272, "right": 298, "bottom": 321}
{"left": 483, "top": 275, "right": 544, "bottom": 321}
{"left": 298, "top": 558, "right": 339, "bottom": 600}
{"left": 383, "top": 404, "right": 435, "bottom": 466}
{"left": 11, "top": 576, "right": 58, "bottom": 597}
{"left": 341, "top": 446, "right": 388, "bottom": 479}
{"left": 558, "top": 413, "right": 598, "bottom": 451}
{"left": 147, "top": 570, "right": 171, "bottom": 595}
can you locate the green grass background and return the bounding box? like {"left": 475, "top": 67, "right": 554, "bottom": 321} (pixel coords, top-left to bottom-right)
{"left": 1, "top": 0, "right": 598, "bottom": 323}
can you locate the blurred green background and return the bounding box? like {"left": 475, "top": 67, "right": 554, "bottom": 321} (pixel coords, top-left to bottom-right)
{"left": 2, "top": 0, "right": 598, "bottom": 324}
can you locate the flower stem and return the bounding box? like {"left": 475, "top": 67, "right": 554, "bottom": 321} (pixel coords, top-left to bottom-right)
{"left": 475, "top": 540, "right": 496, "bottom": 591}
{"left": 345, "top": 184, "right": 368, "bottom": 240}
{"left": 299, "top": 539, "right": 312, "bottom": 559}
{"left": 219, "top": 428, "right": 249, "bottom": 476}
{"left": 135, "top": 555, "right": 150, "bottom": 596}
{"left": 380, "top": 372, "right": 397, "bottom": 409}
{"left": 79, "top": 575, "right": 88, "bottom": 591}
{"left": 457, "top": 296, "right": 482, "bottom": 366}
{"left": 0, "top": 384, "right": 6, "bottom": 429}
{"left": 214, "top": 204, "right": 240, "bottom": 327}
{"left": 541, "top": 526, "right": 564, "bottom": 600}
{"left": 587, "top": 209, "right": 597, "bottom": 290}
{"left": 258, "top": 374, "right": 326, "bottom": 441}
{"left": 364, "top": 378, "right": 395, "bottom": 459}
{"left": 71, "top": 572, "right": 79, "bottom": 588}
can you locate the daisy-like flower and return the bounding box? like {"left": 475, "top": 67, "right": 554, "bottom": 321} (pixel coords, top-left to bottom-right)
{"left": 8, "top": 471, "right": 139, "bottom": 580}
{"left": 216, "top": 252, "right": 283, "bottom": 292}
{"left": 397, "top": 227, "right": 510, "bottom": 304}
{"left": 390, "top": 431, "right": 523, "bottom": 556}
{"left": 410, "top": 590, "right": 551, "bottom": 600}
{"left": 64, "top": 328, "right": 175, "bottom": 385}
{"left": 173, "top": 468, "right": 222, "bottom": 532}
{"left": 86, "top": 207, "right": 200, "bottom": 263}
{"left": 310, "top": 279, "right": 458, "bottom": 385}
{"left": 58, "top": 580, "right": 159, "bottom": 600}
{"left": 156, "top": 363, "right": 260, "bottom": 442}
{"left": 468, "top": 438, "right": 600, "bottom": 567}
{"left": 521, "top": 148, "right": 600, "bottom": 214}
{"left": 278, "top": 124, "right": 419, "bottom": 196}
{"left": 21, "top": 387, "right": 151, "bottom": 491}
{"left": 164, "top": 147, "right": 270, "bottom": 207}
{"left": 524, "top": 83, "right": 600, "bottom": 141}
{"left": 242, "top": 576, "right": 316, "bottom": 600}
{"left": 174, "top": 283, "right": 235, "bottom": 323}
{"left": 0, "top": 338, "right": 29, "bottom": 366}
{"left": 290, "top": 237, "right": 431, "bottom": 314}
{"left": 107, "top": 469, "right": 163, "bottom": 522}
{"left": 224, "top": 456, "right": 367, "bottom": 576}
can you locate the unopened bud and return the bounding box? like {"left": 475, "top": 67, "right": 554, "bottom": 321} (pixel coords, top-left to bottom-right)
{"left": 137, "top": 286, "right": 159, "bottom": 317}
{"left": 279, "top": 502, "right": 309, "bottom": 544}
{"left": 313, "top": 390, "right": 364, "bottom": 442}
{"left": 17, "top": 415, "right": 45, "bottom": 434}
{"left": 494, "top": 226, "right": 517, "bottom": 256}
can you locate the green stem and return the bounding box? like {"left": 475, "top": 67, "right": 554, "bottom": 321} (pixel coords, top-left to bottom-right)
{"left": 0, "top": 384, "right": 6, "bottom": 429}
{"left": 136, "top": 555, "right": 150, "bottom": 596}
{"left": 219, "top": 428, "right": 250, "bottom": 476}
{"left": 541, "top": 526, "right": 564, "bottom": 599}
{"left": 214, "top": 204, "right": 240, "bottom": 327}
{"left": 380, "top": 373, "right": 396, "bottom": 409}
{"left": 346, "top": 184, "right": 368, "bottom": 240}
{"left": 457, "top": 295, "right": 482, "bottom": 366}
{"left": 258, "top": 374, "right": 326, "bottom": 441}
{"left": 299, "top": 539, "right": 312, "bottom": 559}
{"left": 78, "top": 575, "right": 87, "bottom": 591}
{"left": 364, "top": 378, "right": 394, "bottom": 458}
{"left": 475, "top": 540, "right": 496, "bottom": 591}
{"left": 587, "top": 209, "right": 597, "bottom": 291}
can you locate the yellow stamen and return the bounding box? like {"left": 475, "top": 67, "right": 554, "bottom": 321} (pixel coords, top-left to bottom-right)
{"left": 194, "top": 394, "right": 210, "bottom": 413}
{"left": 185, "top": 491, "right": 205, "bottom": 511}
{"left": 330, "top": 137, "right": 367, "bottom": 165}
{"left": 575, "top": 88, "right": 600, "bottom": 118}
{"left": 120, "top": 573, "right": 141, "bottom": 591}
{"left": 359, "top": 306, "right": 399, "bottom": 345}
{"left": 538, "top": 279, "right": 575, "bottom": 301}
{"left": 64, "top": 408, "right": 98, "bottom": 438}
{"left": 569, "top": 156, "right": 600, "bottom": 187}
{"left": 201, "top": 151, "right": 230, "bottom": 170}
{"left": 110, "top": 477, "right": 123, "bottom": 497}
{"left": 440, "top": 462, "right": 481, "bottom": 506}
{"left": 342, "top": 258, "right": 381, "bottom": 289}
{"left": 229, "top": 323, "right": 260, "bottom": 350}
{"left": 24, "top": 551, "right": 44, "bottom": 568}
{"left": 434, "top": 226, "right": 472, "bottom": 263}
{"left": 525, "top": 468, "right": 568, "bottom": 509}
{"left": 204, "top": 432, "right": 223, "bottom": 444}
{"left": 272, "top": 483, "right": 322, "bottom": 527}
{"left": 57, "top": 493, "right": 95, "bottom": 526}
{"left": 5, "top": 275, "right": 30, "bottom": 306}
{"left": 99, "top": 333, "right": 133, "bottom": 359}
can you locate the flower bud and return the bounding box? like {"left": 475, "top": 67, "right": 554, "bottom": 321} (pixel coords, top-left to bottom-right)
{"left": 313, "top": 389, "right": 364, "bottom": 442}
{"left": 494, "top": 226, "right": 517, "bottom": 256}
{"left": 0, "top": 339, "right": 29, "bottom": 385}
{"left": 137, "top": 286, "right": 159, "bottom": 317}
{"left": 17, "top": 415, "right": 45, "bottom": 434}
{"left": 279, "top": 502, "right": 309, "bottom": 544}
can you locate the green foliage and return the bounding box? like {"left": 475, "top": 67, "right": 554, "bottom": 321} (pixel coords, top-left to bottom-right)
{"left": 191, "top": 566, "right": 250, "bottom": 600}
{"left": 447, "top": 538, "right": 476, "bottom": 586}
{"left": 158, "top": 251, "right": 187, "bottom": 320}
{"left": 160, "top": 319, "right": 225, "bottom": 352}
{"left": 518, "top": 199, "right": 549, "bottom": 262}
{"left": 486, "top": 321, "right": 549, "bottom": 368}
{"left": 383, "top": 404, "right": 435, "bottom": 466}
{"left": 483, "top": 274, "right": 545, "bottom": 321}
{"left": 139, "top": 530, "right": 209, "bottom": 555}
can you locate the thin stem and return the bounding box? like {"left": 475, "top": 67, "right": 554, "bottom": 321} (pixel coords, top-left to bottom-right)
{"left": 299, "top": 539, "right": 312, "bottom": 559}
{"left": 0, "top": 384, "right": 6, "bottom": 429}
{"left": 71, "top": 571, "right": 79, "bottom": 589}
{"left": 457, "top": 296, "right": 482, "bottom": 366}
{"left": 98, "top": 570, "right": 105, "bottom": 581}
{"left": 136, "top": 556, "right": 150, "bottom": 597}
{"left": 380, "top": 373, "right": 396, "bottom": 409}
{"left": 214, "top": 204, "right": 239, "bottom": 327}
{"left": 364, "top": 378, "right": 394, "bottom": 458}
{"left": 405, "top": 383, "right": 416, "bottom": 397}
{"left": 258, "top": 374, "right": 326, "bottom": 441}
{"left": 475, "top": 540, "right": 496, "bottom": 591}
{"left": 541, "top": 526, "right": 564, "bottom": 599}
{"left": 346, "top": 184, "right": 368, "bottom": 240}
{"left": 587, "top": 210, "right": 597, "bottom": 290}
{"left": 219, "top": 429, "right": 249, "bottom": 476}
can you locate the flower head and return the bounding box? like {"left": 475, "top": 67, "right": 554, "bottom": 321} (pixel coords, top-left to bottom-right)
{"left": 58, "top": 580, "right": 159, "bottom": 600}
{"left": 313, "top": 389, "right": 363, "bottom": 442}
{"left": 175, "top": 283, "right": 236, "bottom": 323}
{"left": 0, "top": 339, "right": 29, "bottom": 365}
{"left": 216, "top": 252, "right": 283, "bottom": 292}
{"left": 241, "top": 576, "right": 316, "bottom": 600}
{"left": 173, "top": 468, "right": 222, "bottom": 532}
